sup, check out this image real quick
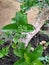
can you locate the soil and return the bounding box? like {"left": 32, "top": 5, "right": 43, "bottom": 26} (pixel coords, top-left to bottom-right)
{"left": 0, "top": 32, "right": 49, "bottom": 65}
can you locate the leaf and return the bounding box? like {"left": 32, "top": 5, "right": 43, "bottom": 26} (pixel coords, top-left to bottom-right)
{"left": 14, "top": 58, "right": 24, "bottom": 65}
{"left": 26, "top": 44, "right": 31, "bottom": 52}
{"left": 32, "top": 0, "right": 38, "bottom": 6}
{"left": 14, "top": 58, "right": 29, "bottom": 65}
{"left": 27, "top": 24, "right": 34, "bottom": 32}
{"left": 17, "top": 24, "right": 34, "bottom": 32}
{"left": 2, "top": 46, "right": 9, "bottom": 56}
{"left": 2, "top": 23, "right": 34, "bottom": 32}
{"left": 15, "top": 11, "right": 28, "bottom": 25}
{"left": 32, "top": 60, "right": 43, "bottom": 65}
{"left": 24, "top": 52, "right": 31, "bottom": 64}
{"left": 31, "top": 45, "right": 43, "bottom": 60}
{"left": 13, "top": 49, "right": 22, "bottom": 57}
{"left": 13, "top": 35, "right": 19, "bottom": 43}
{"left": 12, "top": 43, "right": 17, "bottom": 49}
{"left": 20, "top": 0, "right": 38, "bottom": 11}
{"left": 13, "top": 42, "right": 25, "bottom": 57}
{"left": 2, "top": 23, "right": 18, "bottom": 32}
{"left": 0, "top": 40, "right": 5, "bottom": 45}
{"left": 14, "top": 59, "right": 43, "bottom": 65}
{"left": 0, "top": 47, "right": 9, "bottom": 58}
{"left": 18, "top": 42, "right": 25, "bottom": 48}
{"left": 0, "top": 50, "right": 4, "bottom": 58}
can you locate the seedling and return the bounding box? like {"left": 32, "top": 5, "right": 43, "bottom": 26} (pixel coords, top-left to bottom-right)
{"left": 0, "top": 0, "right": 49, "bottom": 65}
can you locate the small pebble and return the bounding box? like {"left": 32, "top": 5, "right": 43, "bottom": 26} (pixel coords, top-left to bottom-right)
{"left": 40, "top": 40, "right": 46, "bottom": 46}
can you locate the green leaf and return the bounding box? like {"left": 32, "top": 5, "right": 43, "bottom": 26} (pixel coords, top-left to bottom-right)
{"left": 13, "top": 34, "right": 19, "bottom": 43}
{"left": 27, "top": 24, "right": 34, "bottom": 32}
{"left": 32, "top": 60, "right": 43, "bottom": 65}
{"left": 0, "top": 50, "right": 4, "bottom": 58}
{"left": 2, "top": 23, "right": 18, "bottom": 32}
{"left": 31, "top": 45, "right": 43, "bottom": 60}
{"left": 14, "top": 58, "right": 24, "bottom": 65}
{"left": 0, "top": 40, "right": 5, "bottom": 45}
{"left": 2, "top": 23, "right": 34, "bottom": 32}
{"left": 32, "top": 0, "right": 38, "bottom": 6}
{"left": 0, "top": 47, "right": 9, "bottom": 58}
{"left": 2, "top": 46, "right": 9, "bottom": 56}
{"left": 24, "top": 52, "right": 31, "bottom": 64}
{"left": 20, "top": 0, "right": 38, "bottom": 11}
{"left": 18, "top": 42, "right": 25, "bottom": 49}
{"left": 13, "top": 49, "right": 22, "bottom": 57}
{"left": 26, "top": 44, "right": 31, "bottom": 52}
{"left": 15, "top": 11, "right": 28, "bottom": 25}
{"left": 12, "top": 43, "right": 17, "bottom": 49}
{"left": 14, "top": 58, "right": 29, "bottom": 65}
{"left": 13, "top": 42, "right": 26, "bottom": 58}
